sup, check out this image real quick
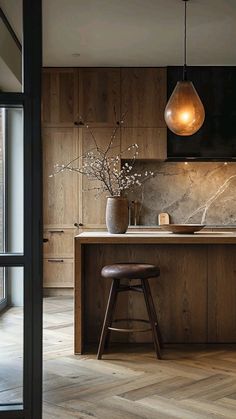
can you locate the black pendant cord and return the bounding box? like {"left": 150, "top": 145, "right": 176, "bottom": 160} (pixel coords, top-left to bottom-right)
{"left": 183, "top": 0, "right": 188, "bottom": 81}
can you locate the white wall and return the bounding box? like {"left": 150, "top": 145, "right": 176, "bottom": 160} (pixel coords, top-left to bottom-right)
{"left": 0, "top": 18, "right": 22, "bottom": 91}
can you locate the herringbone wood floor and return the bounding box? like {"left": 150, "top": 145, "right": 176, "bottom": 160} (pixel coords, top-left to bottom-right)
{"left": 2, "top": 297, "right": 236, "bottom": 418}
{"left": 43, "top": 298, "right": 236, "bottom": 418}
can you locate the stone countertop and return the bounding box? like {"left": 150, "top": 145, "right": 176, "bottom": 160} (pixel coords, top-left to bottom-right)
{"left": 75, "top": 231, "right": 236, "bottom": 244}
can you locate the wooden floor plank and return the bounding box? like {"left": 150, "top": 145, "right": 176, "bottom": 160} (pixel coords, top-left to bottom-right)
{"left": 137, "top": 395, "right": 212, "bottom": 419}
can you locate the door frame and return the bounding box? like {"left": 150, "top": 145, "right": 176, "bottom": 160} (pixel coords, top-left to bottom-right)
{"left": 0, "top": 0, "right": 43, "bottom": 418}
{"left": 0, "top": 109, "right": 7, "bottom": 311}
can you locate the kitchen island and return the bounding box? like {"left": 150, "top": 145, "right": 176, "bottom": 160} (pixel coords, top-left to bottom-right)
{"left": 74, "top": 231, "right": 236, "bottom": 354}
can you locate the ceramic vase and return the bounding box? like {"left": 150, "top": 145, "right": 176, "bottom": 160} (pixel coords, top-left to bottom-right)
{"left": 105, "top": 196, "right": 129, "bottom": 234}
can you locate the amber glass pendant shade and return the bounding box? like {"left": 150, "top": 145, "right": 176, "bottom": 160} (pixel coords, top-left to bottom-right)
{"left": 164, "top": 80, "right": 205, "bottom": 136}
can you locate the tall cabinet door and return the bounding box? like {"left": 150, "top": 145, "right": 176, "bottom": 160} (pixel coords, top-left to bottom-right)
{"left": 78, "top": 68, "right": 120, "bottom": 127}
{"left": 42, "top": 68, "right": 78, "bottom": 127}
{"left": 121, "top": 68, "right": 166, "bottom": 127}
{"left": 42, "top": 68, "right": 79, "bottom": 290}
{"left": 42, "top": 127, "right": 79, "bottom": 289}
{"left": 79, "top": 127, "right": 121, "bottom": 227}
{"left": 43, "top": 128, "right": 79, "bottom": 228}
{"left": 121, "top": 68, "right": 167, "bottom": 160}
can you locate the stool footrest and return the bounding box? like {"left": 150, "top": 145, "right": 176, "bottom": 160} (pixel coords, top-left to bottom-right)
{"left": 109, "top": 318, "right": 151, "bottom": 333}
{"left": 117, "top": 285, "right": 143, "bottom": 293}
{"left": 112, "top": 318, "right": 150, "bottom": 324}
{"left": 108, "top": 326, "right": 152, "bottom": 333}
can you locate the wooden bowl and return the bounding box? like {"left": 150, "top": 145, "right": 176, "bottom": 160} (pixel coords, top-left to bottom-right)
{"left": 159, "top": 224, "right": 205, "bottom": 234}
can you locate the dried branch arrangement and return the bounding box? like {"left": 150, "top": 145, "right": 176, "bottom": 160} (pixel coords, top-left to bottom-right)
{"left": 52, "top": 120, "right": 154, "bottom": 197}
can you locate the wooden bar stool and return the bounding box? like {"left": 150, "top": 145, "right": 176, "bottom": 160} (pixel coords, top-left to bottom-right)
{"left": 97, "top": 263, "right": 162, "bottom": 360}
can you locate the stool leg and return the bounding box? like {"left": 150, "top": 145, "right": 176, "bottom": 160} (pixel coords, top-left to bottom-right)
{"left": 141, "top": 279, "right": 162, "bottom": 359}
{"left": 105, "top": 286, "right": 118, "bottom": 349}
{"left": 144, "top": 279, "right": 163, "bottom": 349}
{"left": 97, "top": 279, "right": 118, "bottom": 360}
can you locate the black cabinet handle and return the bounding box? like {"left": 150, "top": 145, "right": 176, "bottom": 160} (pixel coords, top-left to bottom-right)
{"left": 47, "top": 259, "right": 64, "bottom": 263}
{"left": 48, "top": 230, "right": 64, "bottom": 234}
{"left": 74, "top": 120, "right": 84, "bottom": 126}
{"left": 74, "top": 222, "right": 83, "bottom": 227}
{"left": 43, "top": 238, "right": 49, "bottom": 243}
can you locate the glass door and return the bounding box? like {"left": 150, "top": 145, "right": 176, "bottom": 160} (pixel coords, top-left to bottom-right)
{"left": 0, "top": 0, "right": 42, "bottom": 418}
{"left": 0, "top": 109, "right": 6, "bottom": 311}
{"left": 0, "top": 109, "right": 6, "bottom": 309}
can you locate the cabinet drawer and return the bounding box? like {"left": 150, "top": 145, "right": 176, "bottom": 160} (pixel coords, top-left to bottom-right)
{"left": 43, "top": 258, "right": 74, "bottom": 288}
{"left": 43, "top": 229, "right": 75, "bottom": 258}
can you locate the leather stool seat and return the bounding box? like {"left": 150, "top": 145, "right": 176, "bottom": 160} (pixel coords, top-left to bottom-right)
{"left": 101, "top": 263, "right": 160, "bottom": 280}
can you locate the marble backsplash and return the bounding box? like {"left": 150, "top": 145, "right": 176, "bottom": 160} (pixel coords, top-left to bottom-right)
{"left": 127, "top": 162, "right": 236, "bottom": 226}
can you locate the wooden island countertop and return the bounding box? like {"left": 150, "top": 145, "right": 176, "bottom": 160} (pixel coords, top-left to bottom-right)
{"left": 74, "top": 230, "right": 236, "bottom": 354}
{"left": 76, "top": 230, "right": 236, "bottom": 244}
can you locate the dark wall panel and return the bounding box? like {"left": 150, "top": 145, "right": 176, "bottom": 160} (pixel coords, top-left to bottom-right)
{"left": 167, "top": 66, "right": 236, "bottom": 159}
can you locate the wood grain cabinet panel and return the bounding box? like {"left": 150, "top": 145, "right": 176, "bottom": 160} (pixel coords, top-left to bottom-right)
{"left": 43, "top": 228, "right": 76, "bottom": 258}
{"left": 79, "top": 127, "right": 120, "bottom": 227}
{"left": 121, "top": 68, "right": 167, "bottom": 127}
{"left": 208, "top": 245, "right": 236, "bottom": 342}
{"left": 153, "top": 245, "right": 208, "bottom": 343}
{"left": 121, "top": 127, "right": 167, "bottom": 160}
{"left": 42, "top": 68, "right": 77, "bottom": 126}
{"left": 79, "top": 68, "right": 120, "bottom": 127}
{"left": 43, "top": 258, "right": 74, "bottom": 288}
{"left": 43, "top": 128, "right": 79, "bottom": 227}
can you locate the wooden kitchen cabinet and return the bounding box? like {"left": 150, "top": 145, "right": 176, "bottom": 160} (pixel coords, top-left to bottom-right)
{"left": 42, "top": 71, "right": 79, "bottom": 290}
{"left": 42, "top": 67, "right": 168, "bottom": 290}
{"left": 208, "top": 245, "right": 236, "bottom": 342}
{"left": 121, "top": 68, "right": 167, "bottom": 128}
{"left": 43, "top": 227, "right": 77, "bottom": 288}
{"left": 43, "top": 127, "right": 79, "bottom": 227}
{"left": 78, "top": 68, "right": 120, "bottom": 127}
{"left": 42, "top": 68, "right": 78, "bottom": 126}
{"left": 43, "top": 258, "right": 74, "bottom": 288}
{"left": 79, "top": 127, "right": 121, "bottom": 227}
{"left": 121, "top": 127, "right": 167, "bottom": 160}
{"left": 43, "top": 228, "right": 76, "bottom": 259}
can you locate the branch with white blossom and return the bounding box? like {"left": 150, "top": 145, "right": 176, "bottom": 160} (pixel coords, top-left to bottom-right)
{"left": 51, "top": 116, "right": 154, "bottom": 196}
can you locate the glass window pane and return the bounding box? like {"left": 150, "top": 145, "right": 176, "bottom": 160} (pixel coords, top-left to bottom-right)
{"left": 6, "top": 108, "right": 24, "bottom": 253}
{"left": 0, "top": 108, "right": 24, "bottom": 254}
{"left": 0, "top": 267, "right": 23, "bottom": 406}
{"left": 0, "top": 110, "right": 5, "bottom": 254}
{"left": 0, "top": 268, "right": 5, "bottom": 301}
{"left": 0, "top": 0, "right": 23, "bottom": 92}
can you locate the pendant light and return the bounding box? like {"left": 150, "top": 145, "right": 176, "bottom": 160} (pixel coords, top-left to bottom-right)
{"left": 164, "top": 0, "right": 205, "bottom": 136}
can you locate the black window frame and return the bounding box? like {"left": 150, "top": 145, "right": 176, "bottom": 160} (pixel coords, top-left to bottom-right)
{"left": 0, "top": 0, "right": 42, "bottom": 418}
{"left": 0, "top": 109, "right": 7, "bottom": 311}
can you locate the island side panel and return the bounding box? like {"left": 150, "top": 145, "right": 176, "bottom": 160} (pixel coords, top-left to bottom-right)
{"left": 208, "top": 245, "right": 236, "bottom": 343}
{"left": 74, "top": 240, "right": 84, "bottom": 354}
{"left": 148, "top": 244, "right": 208, "bottom": 343}
{"left": 82, "top": 243, "right": 208, "bottom": 345}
